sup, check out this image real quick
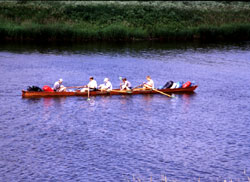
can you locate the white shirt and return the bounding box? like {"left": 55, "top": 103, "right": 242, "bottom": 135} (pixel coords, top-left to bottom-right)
{"left": 88, "top": 80, "right": 97, "bottom": 89}
{"left": 104, "top": 81, "right": 112, "bottom": 90}
{"left": 121, "top": 81, "right": 131, "bottom": 90}
{"left": 145, "top": 79, "right": 154, "bottom": 89}
{"left": 53, "top": 81, "right": 62, "bottom": 91}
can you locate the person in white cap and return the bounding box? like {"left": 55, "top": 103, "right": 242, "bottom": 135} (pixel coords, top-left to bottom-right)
{"left": 53, "top": 78, "right": 65, "bottom": 92}
{"left": 98, "top": 78, "right": 112, "bottom": 91}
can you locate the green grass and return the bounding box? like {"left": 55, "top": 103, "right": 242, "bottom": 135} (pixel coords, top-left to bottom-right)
{"left": 0, "top": 1, "right": 250, "bottom": 42}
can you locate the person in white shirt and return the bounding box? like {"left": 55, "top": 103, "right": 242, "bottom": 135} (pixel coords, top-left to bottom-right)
{"left": 120, "top": 78, "right": 132, "bottom": 90}
{"left": 143, "top": 76, "right": 154, "bottom": 89}
{"left": 53, "top": 78, "right": 66, "bottom": 92}
{"left": 99, "top": 78, "right": 112, "bottom": 91}
{"left": 81, "top": 77, "right": 98, "bottom": 92}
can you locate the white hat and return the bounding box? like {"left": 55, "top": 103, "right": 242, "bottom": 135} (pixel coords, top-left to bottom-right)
{"left": 59, "top": 78, "right": 63, "bottom": 82}
{"left": 104, "top": 78, "right": 109, "bottom": 82}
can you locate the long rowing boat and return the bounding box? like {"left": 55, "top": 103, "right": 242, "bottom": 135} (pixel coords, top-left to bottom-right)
{"left": 22, "top": 85, "right": 198, "bottom": 98}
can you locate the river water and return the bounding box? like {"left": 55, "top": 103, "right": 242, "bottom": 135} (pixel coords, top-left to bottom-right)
{"left": 0, "top": 42, "right": 250, "bottom": 182}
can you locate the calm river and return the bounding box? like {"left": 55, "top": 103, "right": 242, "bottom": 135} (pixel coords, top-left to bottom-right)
{"left": 0, "top": 42, "right": 250, "bottom": 182}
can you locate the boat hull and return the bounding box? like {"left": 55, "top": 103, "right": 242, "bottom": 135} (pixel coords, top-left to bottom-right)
{"left": 22, "top": 86, "right": 198, "bottom": 98}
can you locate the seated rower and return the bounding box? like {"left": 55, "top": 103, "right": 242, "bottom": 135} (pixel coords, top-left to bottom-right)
{"left": 81, "top": 76, "right": 98, "bottom": 92}
{"left": 120, "top": 78, "right": 132, "bottom": 90}
{"left": 53, "top": 78, "right": 66, "bottom": 92}
{"left": 98, "top": 78, "right": 112, "bottom": 91}
{"left": 143, "top": 76, "right": 154, "bottom": 90}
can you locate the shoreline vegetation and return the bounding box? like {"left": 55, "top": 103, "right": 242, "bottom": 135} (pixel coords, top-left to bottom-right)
{"left": 0, "top": 1, "right": 250, "bottom": 43}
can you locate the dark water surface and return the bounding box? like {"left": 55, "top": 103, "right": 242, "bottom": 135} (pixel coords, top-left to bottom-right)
{"left": 0, "top": 42, "right": 250, "bottom": 182}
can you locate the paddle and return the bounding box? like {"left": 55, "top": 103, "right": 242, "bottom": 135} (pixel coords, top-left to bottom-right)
{"left": 65, "top": 85, "right": 91, "bottom": 100}
{"left": 132, "top": 82, "right": 174, "bottom": 98}
{"left": 132, "top": 83, "right": 143, "bottom": 90}
{"left": 119, "top": 76, "right": 123, "bottom": 90}
{"left": 153, "top": 88, "right": 174, "bottom": 98}
{"left": 65, "top": 86, "right": 85, "bottom": 89}
{"left": 87, "top": 88, "right": 90, "bottom": 101}
{"left": 111, "top": 89, "right": 132, "bottom": 93}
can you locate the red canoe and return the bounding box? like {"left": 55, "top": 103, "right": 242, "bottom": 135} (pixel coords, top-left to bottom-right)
{"left": 22, "top": 86, "right": 198, "bottom": 98}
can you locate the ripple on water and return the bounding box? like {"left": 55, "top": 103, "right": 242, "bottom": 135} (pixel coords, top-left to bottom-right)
{"left": 0, "top": 42, "right": 250, "bottom": 182}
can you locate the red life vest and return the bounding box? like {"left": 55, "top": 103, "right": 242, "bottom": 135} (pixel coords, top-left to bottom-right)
{"left": 182, "top": 81, "right": 191, "bottom": 88}
{"left": 43, "top": 85, "right": 54, "bottom": 92}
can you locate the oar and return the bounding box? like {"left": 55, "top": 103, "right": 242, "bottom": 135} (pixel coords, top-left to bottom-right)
{"left": 132, "top": 83, "right": 143, "bottom": 90}
{"left": 119, "top": 76, "right": 123, "bottom": 90}
{"left": 111, "top": 89, "right": 132, "bottom": 93}
{"left": 65, "top": 86, "right": 85, "bottom": 89}
{"left": 153, "top": 88, "right": 174, "bottom": 98}
{"left": 87, "top": 88, "right": 90, "bottom": 101}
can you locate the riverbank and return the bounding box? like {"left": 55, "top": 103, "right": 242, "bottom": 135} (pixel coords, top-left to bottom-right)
{"left": 0, "top": 1, "right": 250, "bottom": 42}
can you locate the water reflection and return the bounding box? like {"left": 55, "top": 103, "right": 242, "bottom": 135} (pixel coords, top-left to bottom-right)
{"left": 24, "top": 97, "right": 41, "bottom": 104}
{"left": 141, "top": 94, "right": 155, "bottom": 102}
{"left": 85, "top": 97, "right": 98, "bottom": 112}
{"left": 1, "top": 41, "right": 249, "bottom": 57}
{"left": 169, "top": 92, "right": 196, "bottom": 113}
{"left": 43, "top": 97, "right": 53, "bottom": 108}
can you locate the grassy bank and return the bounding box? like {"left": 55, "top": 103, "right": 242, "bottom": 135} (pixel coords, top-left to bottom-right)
{"left": 0, "top": 1, "right": 250, "bottom": 42}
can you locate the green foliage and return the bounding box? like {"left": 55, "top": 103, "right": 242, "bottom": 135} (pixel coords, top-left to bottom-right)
{"left": 101, "top": 24, "right": 129, "bottom": 40}
{"left": 0, "top": 1, "right": 250, "bottom": 42}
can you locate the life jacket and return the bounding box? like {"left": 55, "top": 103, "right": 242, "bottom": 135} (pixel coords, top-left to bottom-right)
{"left": 176, "top": 82, "right": 183, "bottom": 88}
{"left": 43, "top": 85, "right": 54, "bottom": 92}
{"left": 163, "top": 81, "right": 174, "bottom": 89}
{"left": 182, "top": 81, "right": 191, "bottom": 88}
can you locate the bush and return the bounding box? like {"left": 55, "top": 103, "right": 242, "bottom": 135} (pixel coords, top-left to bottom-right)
{"left": 0, "top": 1, "right": 250, "bottom": 42}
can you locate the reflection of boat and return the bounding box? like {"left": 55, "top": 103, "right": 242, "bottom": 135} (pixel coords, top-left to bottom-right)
{"left": 22, "top": 86, "right": 198, "bottom": 98}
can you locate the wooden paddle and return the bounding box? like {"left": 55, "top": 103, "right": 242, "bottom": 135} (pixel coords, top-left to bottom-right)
{"left": 111, "top": 89, "right": 132, "bottom": 93}
{"left": 65, "top": 86, "right": 85, "bottom": 89}
{"left": 132, "top": 83, "right": 143, "bottom": 90}
{"left": 87, "top": 88, "right": 90, "bottom": 100}
{"left": 153, "top": 88, "right": 174, "bottom": 98}
{"left": 133, "top": 82, "right": 173, "bottom": 98}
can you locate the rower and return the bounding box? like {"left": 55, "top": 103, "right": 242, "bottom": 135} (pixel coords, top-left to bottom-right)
{"left": 98, "top": 78, "right": 112, "bottom": 91}
{"left": 81, "top": 76, "right": 98, "bottom": 92}
{"left": 53, "top": 78, "right": 66, "bottom": 92}
{"left": 143, "top": 76, "right": 154, "bottom": 89}
{"left": 120, "top": 78, "right": 132, "bottom": 90}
